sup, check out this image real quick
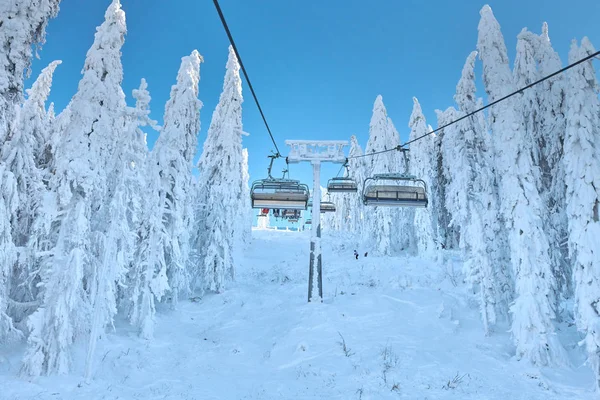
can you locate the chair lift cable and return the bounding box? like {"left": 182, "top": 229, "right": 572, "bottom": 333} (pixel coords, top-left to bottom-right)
{"left": 212, "top": 0, "right": 282, "bottom": 157}
{"left": 348, "top": 49, "right": 600, "bottom": 160}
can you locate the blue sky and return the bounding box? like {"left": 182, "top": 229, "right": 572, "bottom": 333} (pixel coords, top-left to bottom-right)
{"left": 27, "top": 0, "right": 599, "bottom": 226}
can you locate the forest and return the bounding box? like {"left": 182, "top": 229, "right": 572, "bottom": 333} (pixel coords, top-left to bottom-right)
{"left": 0, "top": 0, "right": 599, "bottom": 393}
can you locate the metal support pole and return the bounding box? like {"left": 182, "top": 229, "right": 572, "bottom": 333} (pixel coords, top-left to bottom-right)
{"left": 285, "top": 140, "right": 348, "bottom": 303}
{"left": 308, "top": 161, "right": 322, "bottom": 302}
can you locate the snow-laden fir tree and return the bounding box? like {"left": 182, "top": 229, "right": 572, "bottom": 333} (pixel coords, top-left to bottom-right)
{"left": 364, "top": 95, "right": 400, "bottom": 255}
{"left": 0, "top": 0, "right": 61, "bottom": 145}
{"left": 564, "top": 37, "right": 600, "bottom": 389}
{"left": 11, "top": 60, "right": 62, "bottom": 170}
{"left": 22, "top": 200, "right": 90, "bottom": 376}
{"left": 513, "top": 29, "right": 570, "bottom": 307}
{"left": 433, "top": 120, "right": 458, "bottom": 250}
{"left": 408, "top": 98, "right": 436, "bottom": 257}
{"left": 477, "top": 5, "right": 565, "bottom": 365}
{"left": 0, "top": 165, "right": 18, "bottom": 343}
{"left": 151, "top": 50, "right": 202, "bottom": 303}
{"left": 22, "top": 0, "right": 128, "bottom": 375}
{"left": 347, "top": 135, "right": 367, "bottom": 234}
{"left": 240, "top": 148, "right": 252, "bottom": 246}
{"left": 518, "top": 25, "right": 571, "bottom": 301}
{"left": 117, "top": 79, "right": 159, "bottom": 340}
{"left": 196, "top": 46, "right": 246, "bottom": 292}
{"left": 2, "top": 61, "right": 61, "bottom": 316}
{"left": 536, "top": 24, "right": 570, "bottom": 299}
{"left": 441, "top": 51, "right": 512, "bottom": 334}
{"left": 0, "top": 0, "right": 60, "bottom": 344}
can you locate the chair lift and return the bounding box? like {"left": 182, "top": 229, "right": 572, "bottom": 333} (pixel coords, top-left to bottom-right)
{"left": 283, "top": 209, "right": 297, "bottom": 219}
{"left": 305, "top": 219, "right": 312, "bottom": 225}
{"left": 251, "top": 155, "right": 310, "bottom": 210}
{"left": 320, "top": 201, "right": 337, "bottom": 213}
{"left": 362, "top": 173, "right": 428, "bottom": 208}
{"left": 307, "top": 200, "right": 337, "bottom": 213}
{"left": 327, "top": 160, "right": 358, "bottom": 193}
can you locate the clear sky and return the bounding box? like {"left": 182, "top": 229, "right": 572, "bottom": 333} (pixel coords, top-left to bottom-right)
{"left": 26, "top": 0, "right": 600, "bottom": 218}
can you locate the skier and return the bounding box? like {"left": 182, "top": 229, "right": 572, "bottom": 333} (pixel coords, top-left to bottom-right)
{"left": 353, "top": 250, "right": 359, "bottom": 260}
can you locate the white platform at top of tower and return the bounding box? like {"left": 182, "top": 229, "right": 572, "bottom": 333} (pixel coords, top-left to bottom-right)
{"left": 285, "top": 140, "right": 348, "bottom": 163}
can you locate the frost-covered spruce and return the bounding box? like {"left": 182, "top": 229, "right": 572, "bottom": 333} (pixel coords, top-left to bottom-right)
{"left": 109, "top": 79, "right": 157, "bottom": 342}
{"left": 196, "top": 46, "right": 246, "bottom": 292}
{"left": 240, "top": 148, "right": 252, "bottom": 246}
{"left": 0, "top": 0, "right": 60, "bottom": 345}
{"left": 441, "top": 51, "right": 512, "bottom": 333}
{"left": 514, "top": 28, "right": 570, "bottom": 305}
{"left": 536, "top": 24, "right": 570, "bottom": 300}
{"left": 364, "top": 95, "right": 400, "bottom": 255}
{"left": 151, "top": 50, "right": 203, "bottom": 303}
{"left": 564, "top": 38, "right": 600, "bottom": 389}
{"left": 347, "top": 135, "right": 367, "bottom": 234}
{"left": 22, "top": 0, "right": 128, "bottom": 376}
{"left": 0, "top": 0, "right": 61, "bottom": 145}
{"left": 433, "top": 112, "right": 457, "bottom": 251}
{"left": 2, "top": 61, "right": 61, "bottom": 315}
{"left": 477, "top": 5, "right": 565, "bottom": 365}
{"left": 408, "top": 98, "right": 436, "bottom": 257}
{"left": 517, "top": 25, "right": 571, "bottom": 302}
{"left": 0, "top": 164, "right": 18, "bottom": 343}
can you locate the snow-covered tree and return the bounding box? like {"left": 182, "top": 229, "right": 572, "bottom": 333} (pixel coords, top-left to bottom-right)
{"left": 347, "top": 135, "right": 367, "bottom": 234}
{"left": 22, "top": 0, "right": 128, "bottom": 375}
{"left": 15, "top": 60, "right": 61, "bottom": 169}
{"left": 0, "top": 164, "right": 18, "bottom": 343}
{"left": 0, "top": 0, "right": 61, "bottom": 145}
{"left": 21, "top": 200, "right": 90, "bottom": 376}
{"left": 433, "top": 120, "right": 458, "bottom": 250}
{"left": 151, "top": 49, "right": 202, "bottom": 303}
{"left": 2, "top": 60, "right": 61, "bottom": 313}
{"left": 0, "top": 0, "right": 60, "bottom": 345}
{"left": 364, "top": 95, "right": 400, "bottom": 255}
{"left": 516, "top": 25, "right": 571, "bottom": 302}
{"left": 536, "top": 24, "right": 570, "bottom": 300}
{"left": 408, "top": 98, "right": 436, "bottom": 257}
{"left": 441, "top": 51, "right": 512, "bottom": 334}
{"left": 477, "top": 5, "right": 565, "bottom": 365}
{"left": 240, "top": 148, "right": 252, "bottom": 246}
{"left": 196, "top": 46, "right": 246, "bottom": 292}
{"left": 120, "top": 80, "right": 163, "bottom": 339}
{"left": 564, "top": 37, "right": 600, "bottom": 389}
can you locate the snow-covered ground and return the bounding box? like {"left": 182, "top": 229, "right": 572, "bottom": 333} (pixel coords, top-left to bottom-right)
{"left": 0, "top": 229, "right": 594, "bottom": 399}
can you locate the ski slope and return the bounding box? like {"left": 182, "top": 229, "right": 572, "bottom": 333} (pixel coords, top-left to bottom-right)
{"left": 0, "top": 229, "right": 594, "bottom": 399}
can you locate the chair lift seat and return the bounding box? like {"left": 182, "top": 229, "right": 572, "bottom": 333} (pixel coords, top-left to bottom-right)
{"left": 362, "top": 173, "right": 428, "bottom": 208}
{"left": 283, "top": 209, "right": 297, "bottom": 218}
{"left": 363, "top": 184, "right": 428, "bottom": 207}
{"left": 327, "top": 177, "right": 358, "bottom": 193}
{"left": 251, "top": 179, "right": 310, "bottom": 210}
{"left": 320, "top": 201, "right": 336, "bottom": 213}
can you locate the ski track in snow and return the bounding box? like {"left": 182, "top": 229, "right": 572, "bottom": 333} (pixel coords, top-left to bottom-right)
{"left": 0, "top": 229, "right": 594, "bottom": 399}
